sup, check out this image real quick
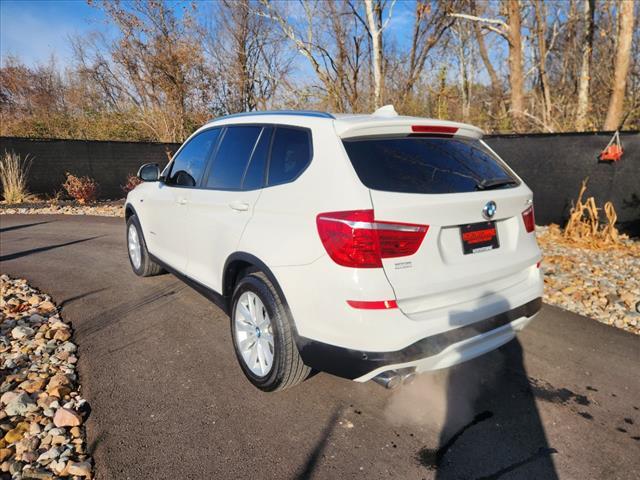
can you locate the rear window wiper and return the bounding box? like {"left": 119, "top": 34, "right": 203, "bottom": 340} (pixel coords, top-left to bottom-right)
{"left": 476, "top": 178, "right": 518, "bottom": 190}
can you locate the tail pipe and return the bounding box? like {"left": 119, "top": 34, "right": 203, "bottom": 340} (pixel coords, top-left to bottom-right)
{"left": 372, "top": 367, "right": 417, "bottom": 389}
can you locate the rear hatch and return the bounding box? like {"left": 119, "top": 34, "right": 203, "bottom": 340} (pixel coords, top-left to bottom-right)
{"left": 341, "top": 132, "right": 540, "bottom": 318}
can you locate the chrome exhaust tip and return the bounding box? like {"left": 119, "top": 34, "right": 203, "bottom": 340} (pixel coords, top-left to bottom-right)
{"left": 372, "top": 368, "right": 417, "bottom": 389}
{"left": 401, "top": 371, "right": 417, "bottom": 385}
{"left": 372, "top": 370, "right": 402, "bottom": 389}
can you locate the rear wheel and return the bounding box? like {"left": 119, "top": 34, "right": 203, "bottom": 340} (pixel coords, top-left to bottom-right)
{"left": 231, "top": 272, "right": 310, "bottom": 391}
{"left": 126, "top": 215, "right": 163, "bottom": 277}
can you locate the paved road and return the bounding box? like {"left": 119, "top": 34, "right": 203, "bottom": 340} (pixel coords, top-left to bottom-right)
{"left": 1, "top": 214, "right": 638, "bottom": 480}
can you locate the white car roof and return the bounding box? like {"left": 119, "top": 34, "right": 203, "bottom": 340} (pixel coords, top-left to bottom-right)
{"left": 204, "top": 107, "right": 483, "bottom": 140}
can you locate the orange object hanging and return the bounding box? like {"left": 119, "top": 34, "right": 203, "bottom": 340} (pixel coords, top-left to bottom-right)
{"left": 599, "top": 131, "right": 623, "bottom": 162}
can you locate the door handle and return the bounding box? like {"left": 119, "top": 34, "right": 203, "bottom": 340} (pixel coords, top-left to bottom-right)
{"left": 177, "top": 197, "right": 188, "bottom": 205}
{"left": 229, "top": 201, "right": 250, "bottom": 211}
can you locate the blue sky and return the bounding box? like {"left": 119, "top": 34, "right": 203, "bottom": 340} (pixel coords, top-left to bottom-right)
{"left": 0, "top": 0, "right": 425, "bottom": 68}
{"left": 0, "top": 0, "right": 110, "bottom": 67}
{"left": 0, "top": 0, "right": 501, "bottom": 86}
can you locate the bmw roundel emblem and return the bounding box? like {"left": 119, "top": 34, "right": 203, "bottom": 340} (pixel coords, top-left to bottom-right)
{"left": 483, "top": 201, "right": 497, "bottom": 219}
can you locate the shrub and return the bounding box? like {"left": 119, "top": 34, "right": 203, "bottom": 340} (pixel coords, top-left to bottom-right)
{"left": 62, "top": 172, "right": 99, "bottom": 204}
{"left": 0, "top": 150, "right": 32, "bottom": 203}
{"left": 121, "top": 173, "right": 142, "bottom": 194}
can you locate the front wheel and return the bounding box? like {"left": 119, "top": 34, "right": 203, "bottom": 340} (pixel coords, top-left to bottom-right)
{"left": 126, "top": 215, "right": 163, "bottom": 277}
{"left": 231, "top": 272, "right": 310, "bottom": 392}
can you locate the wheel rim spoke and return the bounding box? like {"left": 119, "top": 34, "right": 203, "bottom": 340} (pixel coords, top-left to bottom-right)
{"left": 234, "top": 290, "right": 275, "bottom": 377}
{"left": 128, "top": 225, "right": 141, "bottom": 269}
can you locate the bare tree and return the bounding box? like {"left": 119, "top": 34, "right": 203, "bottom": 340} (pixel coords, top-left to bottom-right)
{"left": 604, "top": 0, "right": 636, "bottom": 130}
{"left": 532, "top": 0, "right": 554, "bottom": 130}
{"left": 77, "top": 0, "right": 211, "bottom": 141}
{"left": 259, "top": 0, "right": 367, "bottom": 111}
{"left": 206, "top": 0, "right": 289, "bottom": 115}
{"left": 450, "top": 0, "right": 526, "bottom": 131}
{"left": 361, "top": 0, "right": 396, "bottom": 108}
{"left": 470, "top": 0, "right": 504, "bottom": 129}
{"left": 399, "top": 1, "right": 457, "bottom": 105}
{"left": 575, "top": 0, "right": 595, "bottom": 131}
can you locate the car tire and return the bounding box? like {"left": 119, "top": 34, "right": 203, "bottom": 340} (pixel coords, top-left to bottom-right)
{"left": 231, "top": 272, "right": 310, "bottom": 392}
{"left": 126, "top": 214, "right": 164, "bottom": 277}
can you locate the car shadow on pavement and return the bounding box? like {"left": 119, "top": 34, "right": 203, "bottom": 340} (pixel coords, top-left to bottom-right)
{"left": 295, "top": 407, "right": 342, "bottom": 479}
{"left": 0, "top": 220, "right": 52, "bottom": 233}
{"left": 426, "top": 294, "right": 558, "bottom": 479}
{"left": 0, "top": 235, "right": 102, "bottom": 262}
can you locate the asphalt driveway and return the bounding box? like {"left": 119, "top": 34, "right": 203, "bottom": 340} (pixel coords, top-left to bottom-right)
{"left": 1, "top": 214, "right": 638, "bottom": 479}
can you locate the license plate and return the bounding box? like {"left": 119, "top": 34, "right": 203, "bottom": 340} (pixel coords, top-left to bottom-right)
{"left": 460, "top": 221, "right": 499, "bottom": 254}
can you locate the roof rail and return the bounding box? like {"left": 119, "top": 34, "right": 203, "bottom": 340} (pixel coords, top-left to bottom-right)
{"left": 209, "top": 110, "right": 335, "bottom": 123}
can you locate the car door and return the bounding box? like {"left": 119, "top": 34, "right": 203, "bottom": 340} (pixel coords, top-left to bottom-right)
{"left": 143, "top": 128, "right": 221, "bottom": 270}
{"left": 185, "top": 125, "right": 271, "bottom": 291}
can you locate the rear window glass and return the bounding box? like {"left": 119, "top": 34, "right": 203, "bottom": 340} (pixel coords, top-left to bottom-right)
{"left": 267, "top": 127, "right": 312, "bottom": 186}
{"left": 342, "top": 137, "right": 518, "bottom": 194}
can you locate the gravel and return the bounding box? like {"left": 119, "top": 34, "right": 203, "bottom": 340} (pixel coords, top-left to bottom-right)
{"left": 0, "top": 275, "right": 93, "bottom": 478}
{"left": 537, "top": 225, "right": 640, "bottom": 335}
{"left": 0, "top": 200, "right": 124, "bottom": 218}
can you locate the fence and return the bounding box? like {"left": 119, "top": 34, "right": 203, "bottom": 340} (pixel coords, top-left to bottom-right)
{"left": 1, "top": 131, "right": 638, "bottom": 234}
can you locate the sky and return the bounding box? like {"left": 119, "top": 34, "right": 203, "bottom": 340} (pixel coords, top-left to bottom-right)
{"left": 0, "top": 0, "right": 113, "bottom": 67}
{"left": 0, "top": 0, "right": 500, "bottom": 86}
{"left": 0, "top": 0, "right": 425, "bottom": 67}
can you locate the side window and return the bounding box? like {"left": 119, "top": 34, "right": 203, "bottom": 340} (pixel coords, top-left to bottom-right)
{"left": 267, "top": 127, "right": 312, "bottom": 186}
{"left": 205, "top": 126, "right": 262, "bottom": 190}
{"left": 167, "top": 129, "right": 220, "bottom": 187}
{"left": 241, "top": 127, "right": 272, "bottom": 191}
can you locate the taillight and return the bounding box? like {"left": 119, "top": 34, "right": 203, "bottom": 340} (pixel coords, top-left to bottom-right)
{"left": 522, "top": 205, "right": 535, "bottom": 233}
{"left": 411, "top": 125, "right": 458, "bottom": 134}
{"left": 316, "top": 209, "right": 428, "bottom": 268}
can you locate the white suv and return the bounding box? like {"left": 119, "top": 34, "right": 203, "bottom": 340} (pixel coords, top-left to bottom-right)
{"left": 125, "top": 107, "right": 542, "bottom": 392}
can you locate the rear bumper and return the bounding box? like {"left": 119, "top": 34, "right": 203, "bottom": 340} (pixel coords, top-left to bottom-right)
{"left": 296, "top": 297, "right": 541, "bottom": 381}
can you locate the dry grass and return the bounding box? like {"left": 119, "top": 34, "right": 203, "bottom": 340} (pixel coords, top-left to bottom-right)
{"left": 0, "top": 150, "right": 33, "bottom": 203}
{"left": 561, "top": 178, "right": 626, "bottom": 249}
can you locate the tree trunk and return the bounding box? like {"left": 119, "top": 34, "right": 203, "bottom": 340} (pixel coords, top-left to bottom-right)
{"left": 533, "top": 0, "right": 552, "bottom": 129}
{"left": 575, "top": 0, "right": 595, "bottom": 131}
{"left": 364, "top": 0, "right": 384, "bottom": 109}
{"left": 603, "top": 0, "right": 635, "bottom": 130}
{"left": 507, "top": 0, "right": 525, "bottom": 132}
{"left": 472, "top": 15, "right": 503, "bottom": 128}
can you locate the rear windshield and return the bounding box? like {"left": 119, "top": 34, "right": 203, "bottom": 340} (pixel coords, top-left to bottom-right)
{"left": 342, "top": 136, "right": 518, "bottom": 194}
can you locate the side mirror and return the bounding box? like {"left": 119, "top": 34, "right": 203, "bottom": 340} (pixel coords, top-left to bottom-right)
{"left": 137, "top": 163, "right": 161, "bottom": 182}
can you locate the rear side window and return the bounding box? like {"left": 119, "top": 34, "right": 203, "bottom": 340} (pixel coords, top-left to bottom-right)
{"left": 206, "top": 126, "right": 262, "bottom": 190}
{"left": 342, "top": 137, "right": 518, "bottom": 194}
{"left": 167, "top": 129, "right": 220, "bottom": 187}
{"left": 267, "top": 127, "right": 312, "bottom": 186}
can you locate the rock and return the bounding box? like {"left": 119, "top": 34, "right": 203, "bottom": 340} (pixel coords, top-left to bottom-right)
{"left": 50, "top": 459, "right": 67, "bottom": 475}
{"left": 36, "top": 447, "right": 60, "bottom": 463}
{"left": 27, "top": 295, "right": 41, "bottom": 305}
{"left": 29, "top": 314, "right": 45, "bottom": 323}
{"left": 70, "top": 427, "right": 81, "bottom": 438}
{"left": 59, "top": 342, "right": 77, "bottom": 353}
{"left": 0, "top": 391, "right": 19, "bottom": 406}
{"left": 47, "top": 386, "right": 71, "bottom": 399}
{"left": 18, "top": 378, "right": 46, "bottom": 394}
{"left": 53, "top": 408, "right": 82, "bottom": 428}
{"left": 0, "top": 448, "right": 12, "bottom": 462}
{"left": 53, "top": 329, "right": 71, "bottom": 342}
{"left": 22, "top": 468, "right": 54, "bottom": 479}
{"left": 66, "top": 460, "right": 92, "bottom": 477}
{"left": 39, "top": 301, "right": 56, "bottom": 312}
{"left": 4, "top": 392, "right": 37, "bottom": 417}
{"left": 11, "top": 326, "right": 35, "bottom": 340}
